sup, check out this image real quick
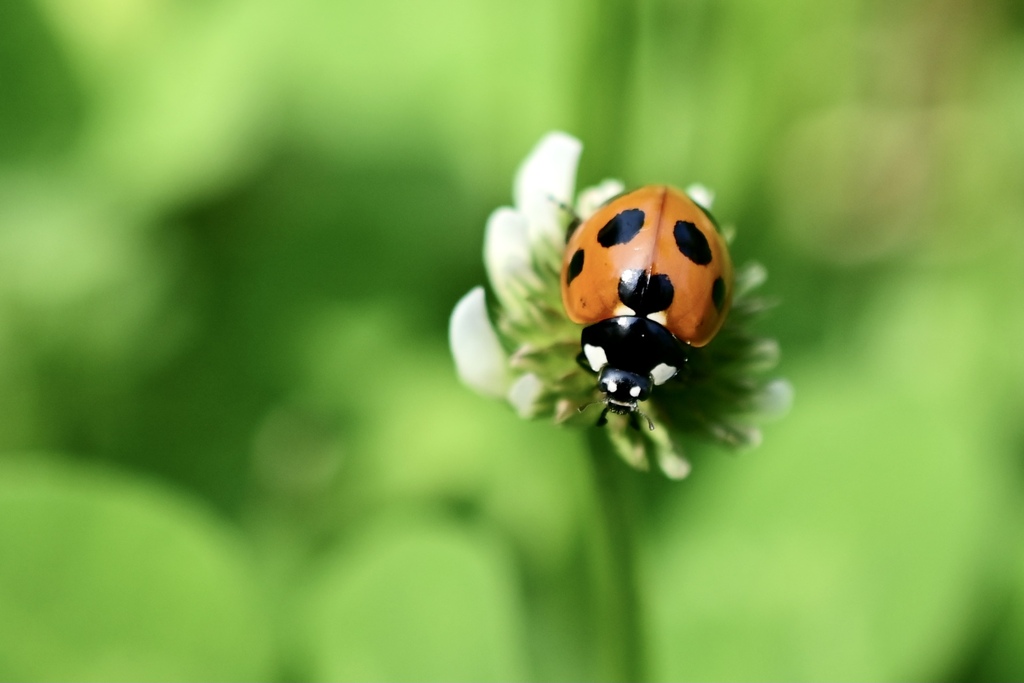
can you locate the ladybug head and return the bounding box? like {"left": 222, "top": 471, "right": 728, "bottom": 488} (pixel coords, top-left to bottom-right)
{"left": 597, "top": 366, "right": 652, "bottom": 415}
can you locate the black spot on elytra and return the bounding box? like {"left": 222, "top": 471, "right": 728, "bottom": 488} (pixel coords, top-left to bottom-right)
{"left": 597, "top": 209, "right": 645, "bottom": 247}
{"left": 711, "top": 276, "right": 726, "bottom": 311}
{"left": 566, "top": 249, "right": 585, "bottom": 285}
{"left": 618, "top": 269, "right": 674, "bottom": 315}
{"left": 674, "top": 220, "right": 712, "bottom": 265}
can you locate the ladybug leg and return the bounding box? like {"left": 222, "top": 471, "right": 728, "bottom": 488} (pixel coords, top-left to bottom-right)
{"left": 595, "top": 407, "right": 610, "bottom": 427}
{"left": 628, "top": 412, "right": 641, "bottom": 431}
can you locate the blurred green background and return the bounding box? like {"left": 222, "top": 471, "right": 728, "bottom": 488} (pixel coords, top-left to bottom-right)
{"left": 2, "top": 0, "right": 1024, "bottom": 680}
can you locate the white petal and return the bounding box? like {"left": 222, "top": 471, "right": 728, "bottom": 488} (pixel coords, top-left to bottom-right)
{"left": 685, "top": 183, "right": 715, "bottom": 210}
{"left": 754, "top": 379, "right": 794, "bottom": 419}
{"left": 449, "top": 287, "right": 511, "bottom": 398}
{"left": 553, "top": 399, "right": 578, "bottom": 423}
{"left": 735, "top": 261, "right": 768, "bottom": 297}
{"left": 576, "top": 179, "right": 625, "bottom": 220}
{"left": 647, "top": 421, "right": 691, "bottom": 479}
{"left": 710, "top": 421, "right": 763, "bottom": 449}
{"left": 507, "top": 372, "right": 544, "bottom": 419}
{"left": 608, "top": 428, "right": 649, "bottom": 471}
{"left": 514, "top": 132, "right": 582, "bottom": 249}
{"left": 483, "top": 207, "right": 539, "bottom": 312}
{"left": 721, "top": 224, "right": 737, "bottom": 245}
{"left": 657, "top": 450, "right": 692, "bottom": 480}
{"left": 745, "top": 339, "right": 781, "bottom": 372}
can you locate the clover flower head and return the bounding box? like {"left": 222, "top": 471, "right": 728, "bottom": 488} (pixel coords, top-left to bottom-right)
{"left": 450, "top": 132, "right": 790, "bottom": 478}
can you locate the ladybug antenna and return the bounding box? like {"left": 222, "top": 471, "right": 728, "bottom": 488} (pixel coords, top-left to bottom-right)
{"left": 577, "top": 400, "right": 609, "bottom": 427}
{"left": 546, "top": 194, "right": 577, "bottom": 217}
{"left": 548, "top": 194, "right": 582, "bottom": 242}
{"left": 577, "top": 399, "right": 603, "bottom": 413}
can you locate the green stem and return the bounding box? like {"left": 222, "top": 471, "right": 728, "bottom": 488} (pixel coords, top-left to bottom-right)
{"left": 587, "top": 429, "right": 648, "bottom": 682}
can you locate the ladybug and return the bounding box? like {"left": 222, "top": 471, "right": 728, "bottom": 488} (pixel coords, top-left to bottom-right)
{"left": 561, "top": 185, "right": 733, "bottom": 427}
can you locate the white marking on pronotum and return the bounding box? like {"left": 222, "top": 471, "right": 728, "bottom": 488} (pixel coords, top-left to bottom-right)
{"left": 606, "top": 380, "right": 618, "bottom": 393}
{"left": 629, "top": 385, "right": 641, "bottom": 397}
{"left": 651, "top": 363, "right": 677, "bottom": 385}
{"left": 647, "top": 311, "right": 667, "bottom": 326}
{"left": 614, "top": 304, "right": 635, "bottom": 317}
{"left": 583, "top": 344, "right": 608, "bottom": 372}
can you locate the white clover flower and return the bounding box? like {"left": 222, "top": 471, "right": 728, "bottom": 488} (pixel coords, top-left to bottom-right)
{"left": 450, "top": 132, "right": 790, "bottom": 478}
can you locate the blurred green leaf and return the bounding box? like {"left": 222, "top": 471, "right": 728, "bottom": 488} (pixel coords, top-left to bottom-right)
{"left": 969, "top": 537, "right": 1024, "bottom": 681}
{"left": 293, "top": 303, "right": 588, "bottom": 567}
{"left": 0, "top": 0, "right": 1022, "bottom": 679}
{"left": 298, "top": 516, "right": 527, "bottom": 682}
{"left": 644, "top": 275, "right": 1017, "bottom": 681}
{"left": 0, "top": 0, "right": 83, "bottom": 161}
{"left": 0, "top": 456, "right": 274, "bottom": 682}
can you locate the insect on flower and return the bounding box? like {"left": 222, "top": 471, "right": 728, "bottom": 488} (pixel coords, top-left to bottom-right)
{"left": 561, "top": 186, "right": 733, "bottom": 429}
{"left": 450, "top": 132, "right": 790, "bottom": 477}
